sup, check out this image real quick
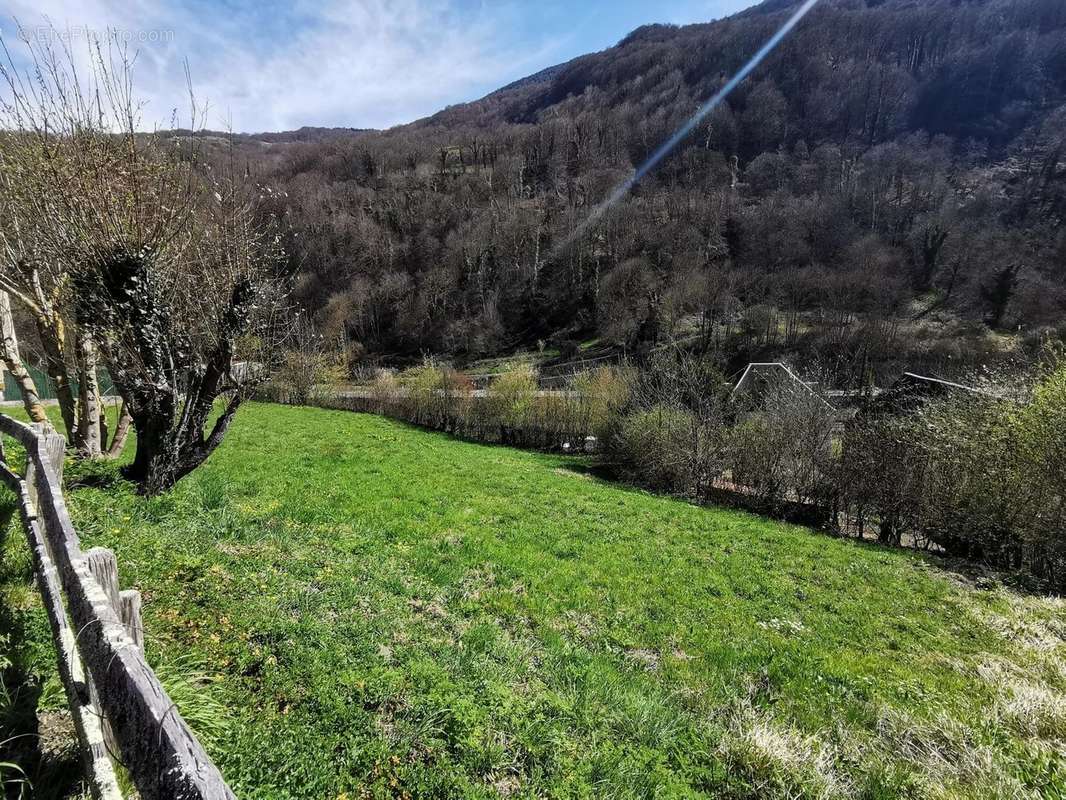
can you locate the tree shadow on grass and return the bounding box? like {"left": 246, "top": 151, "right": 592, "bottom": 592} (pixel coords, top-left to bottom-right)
{"left": 0, "top": 499, "right": 84, "bottom": 799}
{"left": 61, "top": 458, "right": 126, "bottom": 491}
{"left": 552, "top": 461, "right": 616, "bottom": 482}
{"left": 909, "top": 549, "right": 1056, "bottom": 597}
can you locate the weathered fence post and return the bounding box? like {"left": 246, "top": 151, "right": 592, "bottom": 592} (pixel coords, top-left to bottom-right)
{"left": 84, "top": 547, "right": 139, "bottom": 761}
{"left": 119, "top": 589, "right": 144, "bottom": 650}
{"left": 42, "top": 431, "right": 66, "bottom": 482}
{"left": 28, "top": 428, "right": 65, "bottom": 510}
{"left": 85, "top": 548, "right": 121, "bottom": 611}
{"left": 25, "top": 422, "right": 44, "bottom": 507}
{"left": 83, "top": 550, "right": 121, "bottom": 765}
{"left": 85, "top": 549, "right": 145, "bottom": 649}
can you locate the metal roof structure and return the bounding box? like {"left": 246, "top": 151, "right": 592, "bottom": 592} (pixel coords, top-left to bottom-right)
{"left": 864, "top": 371, "right": 990, "bottom": 417}
{"left": 730, "top": 362, "right": 834, "bottom": 409}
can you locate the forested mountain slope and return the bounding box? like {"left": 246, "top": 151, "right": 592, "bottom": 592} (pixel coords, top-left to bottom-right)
{"left": 241, "top": 0, "right": 1066, "bottom": 383}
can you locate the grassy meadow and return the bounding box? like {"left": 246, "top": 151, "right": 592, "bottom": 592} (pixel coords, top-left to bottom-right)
{"left": 1, "top": 402, "right": 1064, "bottom": 799}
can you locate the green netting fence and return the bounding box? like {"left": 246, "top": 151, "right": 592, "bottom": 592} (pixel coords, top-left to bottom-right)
{"left": 2, "top": 366, "right": 116, "bottom": 402}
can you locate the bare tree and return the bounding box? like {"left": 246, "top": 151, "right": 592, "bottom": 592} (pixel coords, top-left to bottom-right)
{"left": 0, "top": 27, "right": 289, "bottom": 488}
{"left": 73, "top": 156, "right": 289, "bottom": 493}
{"left": 0, "top": 125, "right": 81, "bottom": 438}
{"left": 273, "top": 312, "right": 346, "bottom": 405}
{"left": 0, "top": 27, "right": 173, "bottom": 454}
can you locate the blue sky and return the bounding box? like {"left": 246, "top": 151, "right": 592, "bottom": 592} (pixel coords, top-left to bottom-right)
{"left": 0, "top": 0, "right": 757, "bottom": 132}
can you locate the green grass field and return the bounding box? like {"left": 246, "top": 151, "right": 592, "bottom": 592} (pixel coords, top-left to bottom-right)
{"left": 1, "top": 403, "right": 1064, "bottom": 799}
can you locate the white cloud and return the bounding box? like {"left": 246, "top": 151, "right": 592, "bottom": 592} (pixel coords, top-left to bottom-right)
{"left": 0, "top": 0, "right": 562, "bottom": 132}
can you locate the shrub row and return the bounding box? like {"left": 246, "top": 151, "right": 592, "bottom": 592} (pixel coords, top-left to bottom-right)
{"left": 260, "top": 363, "right": 627, "bottom": 452}
{"left": 601, "top": 354, "right": 1066, "bottom": 589}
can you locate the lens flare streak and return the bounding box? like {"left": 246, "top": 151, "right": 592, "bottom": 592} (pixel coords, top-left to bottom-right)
{"left": 557, "top": 0, "right": 821, "bottom": 252}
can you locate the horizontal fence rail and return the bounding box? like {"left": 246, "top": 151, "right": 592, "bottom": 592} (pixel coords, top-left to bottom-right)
{"left": 0, "top": 414, "right": 235, "bottom": 800}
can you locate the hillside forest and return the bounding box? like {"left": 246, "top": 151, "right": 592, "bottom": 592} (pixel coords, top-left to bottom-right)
{"left": 213, "top": 0, "right": 1066, "bottom": 386}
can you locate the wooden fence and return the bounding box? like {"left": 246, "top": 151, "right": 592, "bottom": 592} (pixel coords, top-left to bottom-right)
{"left": 0, "top": 414, "right": 234, "bottom": 800}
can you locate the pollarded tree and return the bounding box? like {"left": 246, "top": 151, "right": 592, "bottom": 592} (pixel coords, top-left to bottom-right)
{"left": 0, "top": 28, "right": 289, "bottom": 489}
{"left": 73, "top": 154, "right": 289, "bottom": 494}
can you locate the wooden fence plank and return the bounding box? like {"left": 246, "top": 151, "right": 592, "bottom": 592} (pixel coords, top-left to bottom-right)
{"left": 85, "top": 548, "right": 121, "bottom": 611}
{"left": 25, "top": 433, "right": 236, "bottom": 800}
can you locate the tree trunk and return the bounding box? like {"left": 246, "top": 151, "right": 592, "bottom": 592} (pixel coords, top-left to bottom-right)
{"left": 0, "top": 291, "right": 50, "bottom": 426}
{"left": 125, "top": 393, "right": 242, "bottom": 495}
{"left": 36, "top": 315, "right": 78, "bottom": 442}
{"left": 106, "top": 402, "right": 132, "bottom": 459}
{"left": 75, "top": 330, "right": 103, "bottom": 457}
{"left": 124, "top": 391, "right": 178, "bottom": 488}
{"left": 88, "top": 270, "right": 258, "bottom": 494}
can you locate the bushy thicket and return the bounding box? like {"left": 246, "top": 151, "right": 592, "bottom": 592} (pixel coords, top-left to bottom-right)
{"left": 606, "top": 353, "right": 1066, "bottom": 588}
{"left": 367, "top": 362, "right": 631, "bottom": 450}
{"left": 601, "top": 353, "right": 838, "bottom": 522}
{"left": 595, "top": 351, "right": 1066, "bottom": 588}
{"left": 839, "top": 358, "right": 1066, "bottom": 586}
